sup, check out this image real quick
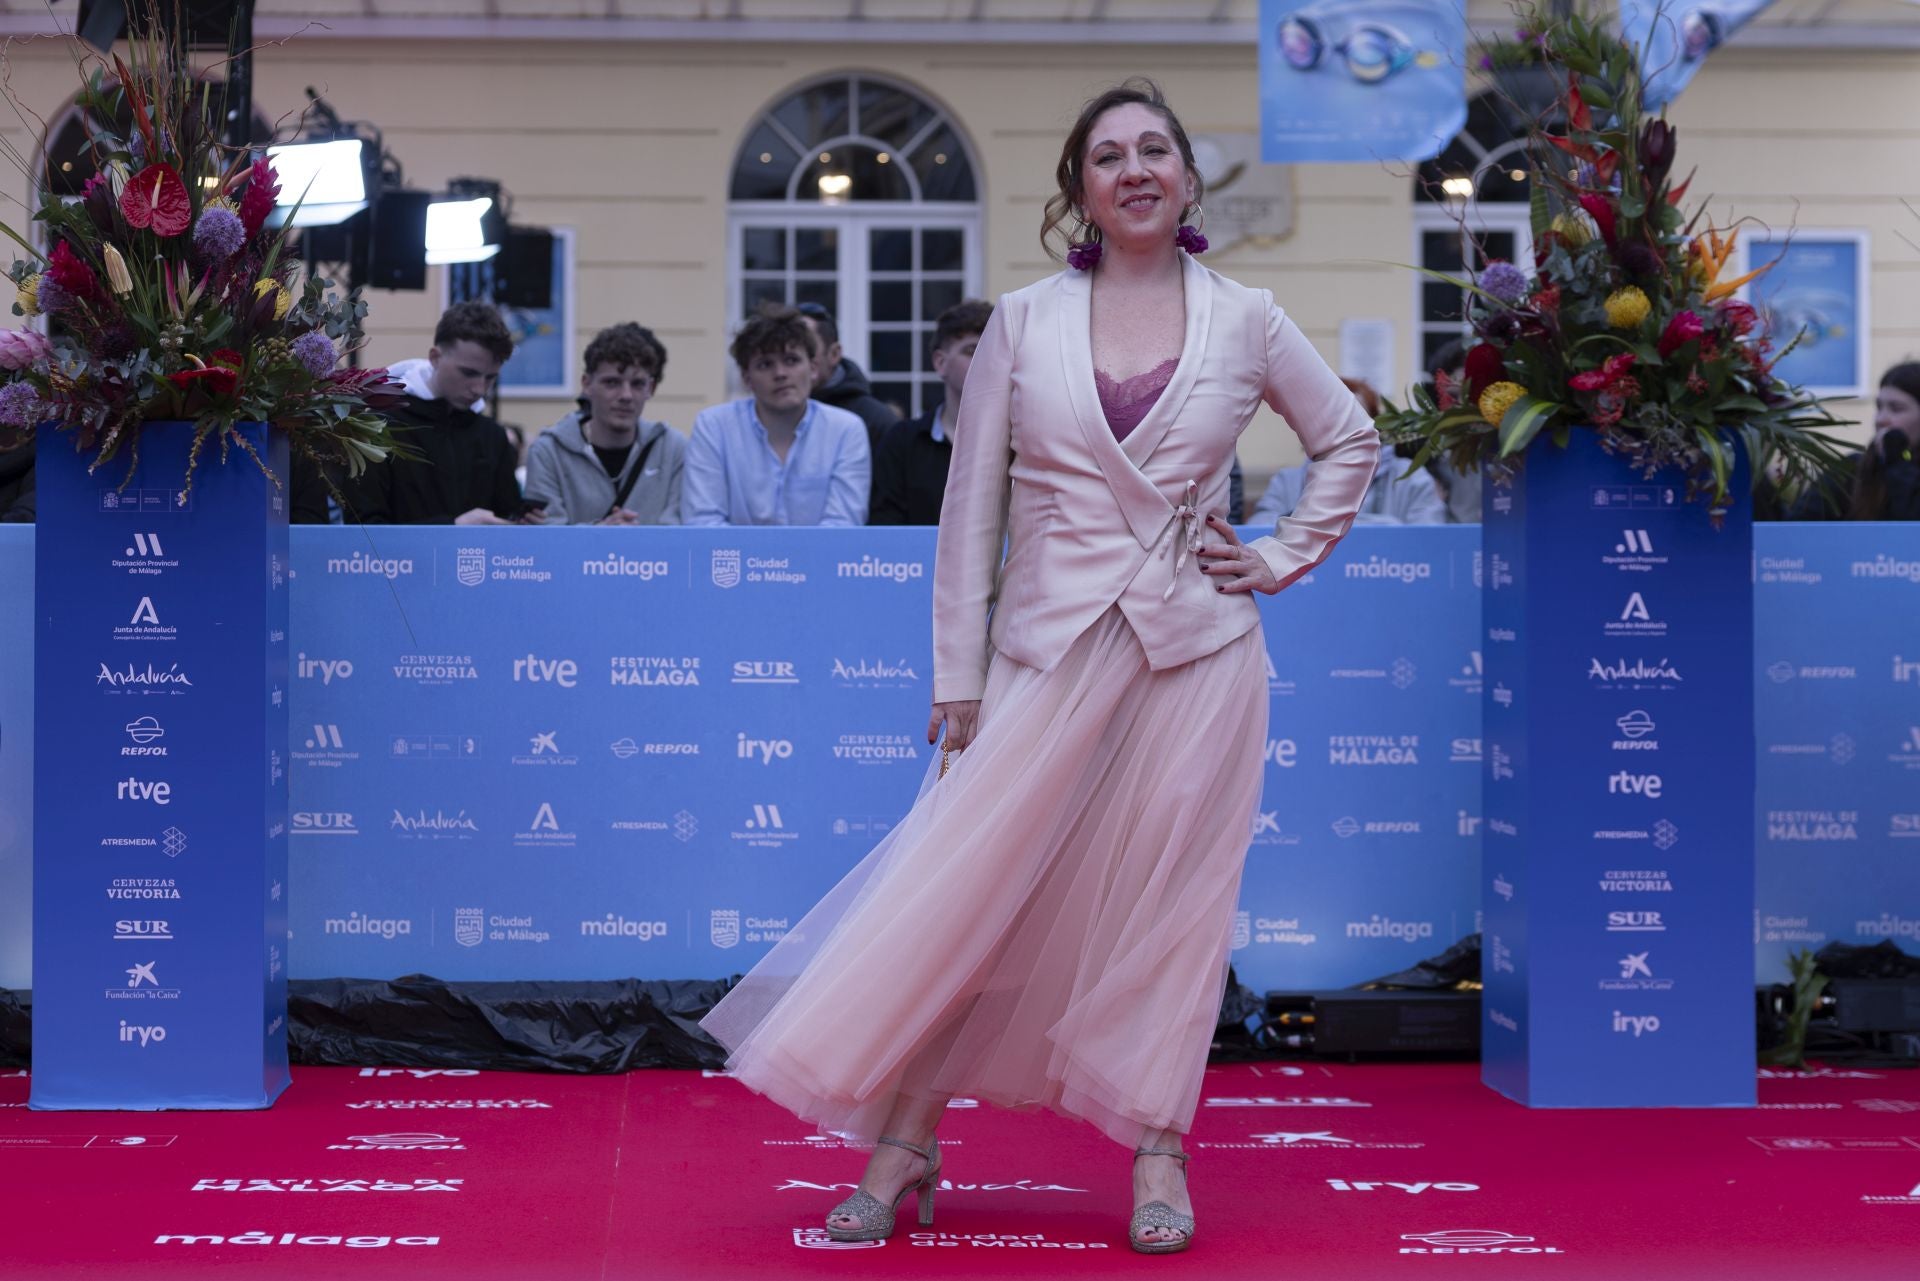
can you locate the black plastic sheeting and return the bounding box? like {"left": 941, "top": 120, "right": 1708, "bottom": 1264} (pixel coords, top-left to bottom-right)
{"left": 4, "top": 969, "right": 1284, "bottom": 1073}
{"left": 1359, "top": 933, "right": 1483, "bottom": 991}
{"left": 290, "top": 975, "right": 736, "bottom": 1072}
{"left": 0, "top": 977, "right": 736, "bottom": 1074}
{"left": 1814, "top": 940, "right": 1920, "bottom": 980}
{"left": 0, "top": 988, "right": 28, "bottom": 1069}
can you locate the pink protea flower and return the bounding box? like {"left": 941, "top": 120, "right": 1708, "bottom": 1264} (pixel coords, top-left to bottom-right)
{"left": 0, "top": 328, "right": 52, "bottom": 371}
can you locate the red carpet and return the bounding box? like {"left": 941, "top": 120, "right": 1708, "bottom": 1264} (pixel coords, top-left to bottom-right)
{"left": 3, "top": 1059, "right": 1917, "bottom": 1278}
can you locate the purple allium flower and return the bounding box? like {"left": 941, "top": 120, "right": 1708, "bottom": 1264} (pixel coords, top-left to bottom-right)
{"left": 0, "top": 379, "right": 48, "bottom": 429}
{"left": 1479, "top": 260, "right": 1530, "bottom": 306}
{"left": 291, "top": 329, "right": 337, "bottom": 376}
{"left": 193, "top": 206, "right": 246, "bottom": 260}
{"left": 34, "top": 277, "right": 72, "bottom": 315}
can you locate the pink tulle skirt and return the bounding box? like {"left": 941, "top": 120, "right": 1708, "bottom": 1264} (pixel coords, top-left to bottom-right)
{"left": 698, "top": 607, "right": 1269, "bottom": 1148}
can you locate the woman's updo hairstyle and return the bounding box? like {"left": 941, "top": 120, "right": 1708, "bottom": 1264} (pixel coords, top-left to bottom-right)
{"left": 1041, "top": 77, "right": 1205, "bottom": 263}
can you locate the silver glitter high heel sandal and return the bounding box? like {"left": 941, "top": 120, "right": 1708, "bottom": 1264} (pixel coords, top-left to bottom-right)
{"left": 823, "top": 1135, "right": 941, "bottom": 1243}
{"left": 1129, "top": 1147, "right": 1195, "bottom": 1255}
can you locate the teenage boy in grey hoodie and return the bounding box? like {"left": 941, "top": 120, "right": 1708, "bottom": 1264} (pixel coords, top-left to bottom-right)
{"left": 523, "top": 324, "right": 685, "bottom": 525}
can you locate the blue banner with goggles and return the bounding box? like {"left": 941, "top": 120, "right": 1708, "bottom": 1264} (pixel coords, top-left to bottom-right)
{"left": 1258, "top": 0, "right": 1466, "bottom": 164}
{"left": 1622, "top": 0, "right": 1775, "bottom": 109}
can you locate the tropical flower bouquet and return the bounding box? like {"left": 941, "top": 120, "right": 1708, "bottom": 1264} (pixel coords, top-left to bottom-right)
{"left": 1377, "top": 6, "right": 1853, "bottom": 511}
{"left": 0, "top": 24, "right": 404, "bottom": 499}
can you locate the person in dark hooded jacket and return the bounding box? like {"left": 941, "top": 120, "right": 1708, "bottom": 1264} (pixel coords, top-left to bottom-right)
{"left": 796, "top": 302, "right": 900, "bottom": 456}
{"left": 0, "top": 439, "right": 32, "bottom": 522}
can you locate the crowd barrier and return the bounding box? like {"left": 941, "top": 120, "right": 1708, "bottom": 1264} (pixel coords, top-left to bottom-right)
{"left": 0, "top": 523, "right": 1911, "bottom": 997}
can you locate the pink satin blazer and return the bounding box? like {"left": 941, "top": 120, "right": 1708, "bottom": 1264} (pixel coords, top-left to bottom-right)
{"left": 932, "top": 252, "right": 1380, "bottom": 704}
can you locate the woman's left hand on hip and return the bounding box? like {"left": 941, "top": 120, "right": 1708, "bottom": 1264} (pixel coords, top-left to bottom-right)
{"left": 1198, "top": 515, "right": 1279, "bottom": 594}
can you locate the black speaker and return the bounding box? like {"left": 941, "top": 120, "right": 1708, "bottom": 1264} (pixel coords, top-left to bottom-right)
{"left": 492, "top": 227, "right": 554, "bottom": 310}
{"left": 367, "top": 190, "right": 430, "bottom": 292}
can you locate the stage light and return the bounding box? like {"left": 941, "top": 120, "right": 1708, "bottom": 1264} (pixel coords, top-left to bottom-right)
{"left": 425, "top": 178, "right": 507, "bottom": 266}
{"left": 425, "top": 198, "right": 500, "bottom": 265}
{"left": 1440, "top": 175, "right": 1475, "bottom": 198}
{"left": 267, "top": 138, "right": 368, "bottom": 228}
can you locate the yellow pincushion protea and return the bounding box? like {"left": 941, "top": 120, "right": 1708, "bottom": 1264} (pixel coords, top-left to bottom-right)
{"left": 1604, "top": 286, "right": 1651, "bottom": 329}
{"left": 253, "top": 277, "right": 292, "bottom": 320}
{"left": 1478, "top": 380, "right": 1528, "bottom": 426}
{"left": 16, "top": 274, "right": 41, "bottom": 317}
{"left": 1550, "top": 210, "right": 1597, "bottom": 249}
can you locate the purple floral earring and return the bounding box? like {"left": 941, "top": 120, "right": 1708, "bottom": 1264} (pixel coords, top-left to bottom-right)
{"left": 1176, "top": 203, "right": 1208, "bottom": 255}
{"left": 1066, "top": 214, "right": 1102, "bottom": 271}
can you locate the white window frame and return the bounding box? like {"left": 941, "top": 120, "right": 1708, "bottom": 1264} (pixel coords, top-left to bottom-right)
{"left": 726, "top": 204, "right": 982, "bottom": 377}
{"left": 1412, "top": 202, "right": 1533, "bottom": 382}
{"left": 724, "top": 73, "right": 984, "bottom": 413}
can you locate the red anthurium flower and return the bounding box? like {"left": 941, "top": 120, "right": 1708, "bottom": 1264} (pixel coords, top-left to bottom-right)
{"left": 167, "top": 365, "right": 239, "bottom": 397}
{"left": 120, "top": 163, "right": 192, "bottom": 237}
{"left": 1569, "top": 352, "right": 1637, "bottom": 392}
{"left": 1463, "top": 343, "right": 1506, "bottom": 394}
{"left": 1577, "top": 193, "right": 1618, "bottom": 248}
{"left": 1657, "top": 310, "right": 1704, "bottom": 358}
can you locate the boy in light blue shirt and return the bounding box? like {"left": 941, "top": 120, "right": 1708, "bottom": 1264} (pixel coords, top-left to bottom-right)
{"left": 682, "top": 304, "right": 870, "bottom": 526}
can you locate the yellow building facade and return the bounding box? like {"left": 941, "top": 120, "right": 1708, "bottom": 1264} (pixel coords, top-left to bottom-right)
{"left": 0, "top": 2, "right": 1915, "bottom": 474}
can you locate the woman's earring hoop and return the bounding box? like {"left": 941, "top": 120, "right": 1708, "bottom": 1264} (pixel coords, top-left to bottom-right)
{"left": 1175, "top": 203, "right": 1208, "bottom": 256}
{"left": 1067, "top": 214, "right": 1103, "bottom": 271}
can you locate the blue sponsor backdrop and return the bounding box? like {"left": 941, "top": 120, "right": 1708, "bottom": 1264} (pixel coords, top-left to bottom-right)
{"left": 29, "top": 425, "right": 290, "bottom": 1110}
{"left": 0, "top": 524, "right": 29, "bottom": 989}
{"left": 1480, "top": 435, "right": 1754, "bottom": 1107}
{"left": 1258, "top": 0, "right": 1466, "bottom": 164}
{"left": 0, "top": 523, "right": 1913, "bottom": 997}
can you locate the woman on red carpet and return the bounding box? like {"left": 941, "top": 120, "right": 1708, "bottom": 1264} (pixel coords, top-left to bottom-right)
{"left": 700, "top": 79, "right": 1378, "bottom": 1255}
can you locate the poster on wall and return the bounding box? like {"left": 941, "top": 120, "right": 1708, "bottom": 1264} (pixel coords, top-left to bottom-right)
{"left": 1257, "top": 0, "right": 1466, "bottom": 164}
{"left": 1621, "top": 0, "right": 1776, "bottom": 109}
{"left": 1738, "top": 228, "right": 1870, "bottom": 399}
{"left": 446, "top": 226, "right": 575, "bottom": 398}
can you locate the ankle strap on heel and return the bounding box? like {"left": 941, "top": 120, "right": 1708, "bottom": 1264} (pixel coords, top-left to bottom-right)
{"left": 876, "top": 1135, "right": 935, "bottom": 1162}
{"left": 1133, "top": 1147, "right": 1190, "bottom": 1164}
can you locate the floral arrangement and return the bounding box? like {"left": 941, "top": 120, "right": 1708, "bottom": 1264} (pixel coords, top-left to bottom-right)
{"left": 1477, "top": 23, "right": 1551, "bottom": 72}
{"left": 0, "top": 21, "right": 404, "bottom": 498}
{"left": 1378, "top": 6, "right": 1852, "bottom": 510}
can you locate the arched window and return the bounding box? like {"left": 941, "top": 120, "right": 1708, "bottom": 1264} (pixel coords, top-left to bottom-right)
{"left": 728, "top": 74, "right": 982, "bottom": 418}
{"left": 1412, "top": 92, "right": 1535, "bottom": 378}
{"left": 38, "top": 80, "right": 272, "bottom": 202}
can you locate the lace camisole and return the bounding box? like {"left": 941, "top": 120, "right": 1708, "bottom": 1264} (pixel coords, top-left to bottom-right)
{"left": 1094, "top": 357, "right": 1178, "bottom": 442}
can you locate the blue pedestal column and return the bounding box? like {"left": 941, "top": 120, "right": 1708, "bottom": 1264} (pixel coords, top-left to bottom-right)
{"left": 30, "top": 423, "right": 290, "bottom": 1110}
{"left": 1480, "top": 430, "right": 1756, "bottom": 1107}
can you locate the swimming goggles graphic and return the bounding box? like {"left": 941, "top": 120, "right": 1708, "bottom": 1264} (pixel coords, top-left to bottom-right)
{"left": 1277, "top": 12, "right": 1436, "bottom": 84}
{"left": 1674, "top": 1, "right": 1762, "bottom": 61}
